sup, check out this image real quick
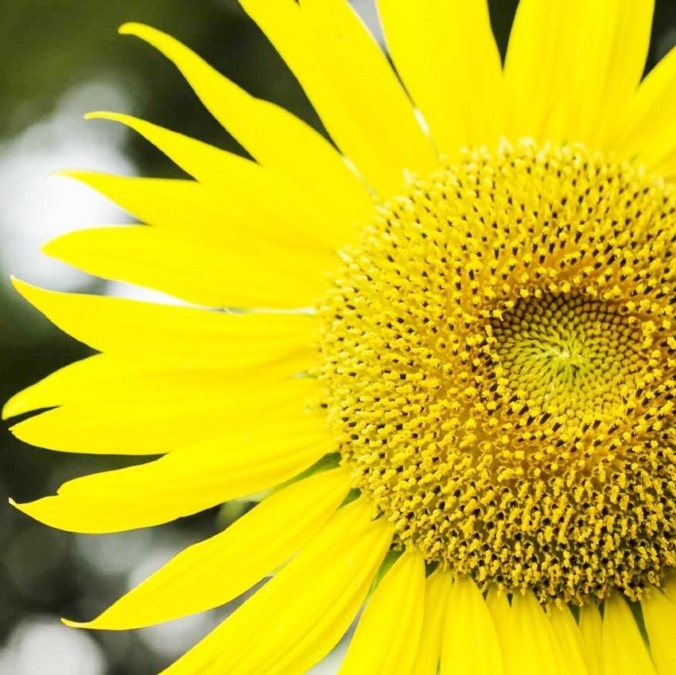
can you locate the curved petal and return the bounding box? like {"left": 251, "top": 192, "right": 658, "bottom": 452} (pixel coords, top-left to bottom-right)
{"left": 550, "top": 605, "right": 591, "bottom": 675}
{"left": 579, "top": 604, "right": 604, "bottom": 675}
{"left": 504, "top": 0, "right": 654, "bottom": 147}
{"left": 643, "top": 119, "right": 676, "bottom": 180}
{"left": 377, "top": 0, "right": 502, "bottom": 155}
{"left": 666, "top": 576, "right": 676, "bottom": 600}
{"left": 51, "top": 169, "right": 337, "bottom": 308}
{"left": 9, "top": 369, "right": 317, "bottom": 455}
{"left": 160, "top": 499, "right": 393, "bottom": 675}
{"left": 65, "top": 468, "right": 352, "bottom": 629}
{"left": 10, "top": 281, "right": 317, "bottom": 358}
{"left": 491, "top": 593, "right": 589, "bottom": 675}
{"left": 602, "top": 593, "right": 657, "bottom": 675}
{"left": 611, "top": 47, "right": 676, "bottom": 167}
{"left": 411, "top": 570, "right": 452, "bottom": 674}
{"left": 440, "top": 576, "right": 504, "bottom": 675}
{"left": 499, "top": 592, "right": 571, "bottom": 675}
{"left": 46, "top": 225, "right": 328, "bottom": 309}
{"left": 120, "top": 23, "right": 373, "bottom": 222}
{"left": 60, "top": 171, "right": 333, "bottom": 257}
{"left": 642, "top": 587, "right": 676, "bottom": 675}
{"left": 485, "top": 587, "right": 510, "bottom": 638}
{"left": 239, "top": 0, "right": 436, "bottom": 196}
{"left": 86, "top": 112, "right": 366, "bottom": 249}
{"left": 340, "top": 551, "right": 426, "bottom": 674}
{"left": 3, "top": 353, "right": 314, "bottom": 418}
{"left": 12, "top": 410, "right": 333, "bottom": 532}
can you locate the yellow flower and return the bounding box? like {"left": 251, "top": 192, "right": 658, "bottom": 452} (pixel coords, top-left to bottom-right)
{"left": 6, "top": 1, "right": 676, "bottom": 673}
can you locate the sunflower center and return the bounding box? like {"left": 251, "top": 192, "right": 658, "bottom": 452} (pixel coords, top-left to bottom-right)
{"left": 489, "top": 294, "right": 642, "bottom": 420}
{"left": 317, "top": 140, "right": 676, "bottom": 605}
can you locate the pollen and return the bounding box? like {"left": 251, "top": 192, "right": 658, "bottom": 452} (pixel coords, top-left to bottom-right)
{"left": 318, "top": 140, "right": 676, "bottom": 605}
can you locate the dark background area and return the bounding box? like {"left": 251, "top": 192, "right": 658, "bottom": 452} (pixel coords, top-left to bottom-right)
{"left": 0, "top": 1, "right": 674, "bottom": 673}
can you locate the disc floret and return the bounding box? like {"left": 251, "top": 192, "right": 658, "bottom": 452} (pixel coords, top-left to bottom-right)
{"left": 319, "top": 140, "right": 676, "bottom": 604}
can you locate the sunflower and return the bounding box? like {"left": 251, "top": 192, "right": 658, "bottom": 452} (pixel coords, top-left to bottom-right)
{"left": 6, "top": 0, "right": 676, "bottom": 673}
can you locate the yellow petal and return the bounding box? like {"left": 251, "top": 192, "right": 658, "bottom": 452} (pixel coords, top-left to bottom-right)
{"left": 11, "top": 280, "right": 316, "bottom": 358}
{"left": 85, "top": 112, "right": 254, "bottom": 187}
{"left": 642, "top": 587, "right": 676, "bottom": 675}
{"left": 13, "top": 411, "right": 333, "bottom": 532}
{"left": 86, "top": 112, "right": 366, "bottom": 249}
{"left": 642, "top": 115, "right": 676, "bottom": 180}
{"left": 583, "top": 0, "right": 656, "bottom": 149}
{"left": 486, "top": 587, "right": 511, "bottom": 645}
{"left": 611, "top": 47, "right": 676, "bottom": 166}
{"left": 440, "top": 575, "right": 504, "bottom": 675}
{"left": 550, "top": 605, "right": 591, "bottom": 675}
{"left": 500, "top": 592, "right": 571, "bottom": 675}
{"left": 51, "top": 166, "right": 337, "bottom": 308}
{"left": 5, "top": 347, "right": 314, "bottom": 419}
{"left": 411, "top": 570, "right": 452, "bottom": 675}
{"left": 60, "top": 171, "right": 332, "bottom": 256}
{"left": 46, "top": 225, "right": 328, "bottom": 309}
{"left": 119, "top": 23, "right": 373, "bottom": 222}
{"left": 160, "top": 499, "right": 393, "bottom": 675}
{"left": 10, "top": 372, "right": 317, "bottom": 455}
{"left": 579, "top": 603, "right": 604, "bottom": 675}
{"left": 340, "top": 551, "right": 426, "bottom": 674}
{"left": 377, "top": 0, "right": 502, "bottom": 155}
{"left": 239, "top": 0, "right": 436, "bottom": 196}
{"left": 665, "top": 576, "right": 676, "bottom": 601}
{"left": 603, "top": 593, "right": 657, "bottom": 675}
{"left": 504, "top": 0, "right": 654, "bottom": 147}
{"left": 65, "top": 468, "right": 352, "bottom": 629}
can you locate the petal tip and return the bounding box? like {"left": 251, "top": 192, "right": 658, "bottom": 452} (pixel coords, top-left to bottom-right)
{"left": 52, "top": 169, "right": 84, "bottom": 181}
{"left": 61, "top": 618, "right": 88, "bottom": 630}
{"left": 10, "top": 277, "right": 37, "bottom": 302}
{"left": 84, "top": 111, "right": 107, "bottom": 122}
{"left": 10, "top": 279, "right": 65, "bottom": 320}
{"left": 40, "top": 237, "right": 60, "bottom": 259}
{"left": 119, "top": 23, "right": 166, "bottom": 46}
{"left": 3, "top": 395, "right": 25, "bottom": 420}
{"left": 44, "top": 169, "right": 89, "bottom": 186}
{"left": 118, "top": 22, "right": 146, "bottom": 37}
{"left": 84, "top": 111, "right": 125, "bottom": 123}
{"left": 8, "top": 496, "right": 78, "bottom": 533}
{"left": 9, "top": 497, "right": 31, "bottom": 518}
{"left": 9, "top": 417, "right": 39, "bottom": 445}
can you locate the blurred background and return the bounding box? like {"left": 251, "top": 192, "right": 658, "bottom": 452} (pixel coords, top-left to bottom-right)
{"left": 0, "top": 1, "right": 675, "bottom": 673}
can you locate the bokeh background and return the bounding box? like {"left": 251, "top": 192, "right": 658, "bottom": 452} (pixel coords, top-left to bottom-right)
{"left": 0, "top": 1, "right": 675, "bottom": 673}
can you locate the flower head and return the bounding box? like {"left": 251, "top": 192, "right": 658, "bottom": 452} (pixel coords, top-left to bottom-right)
{"left": 320, "top": 141, "right": 676, "bottom": 608}
{"left": 6, "top": 1, "right": 676, "bottom": 673}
